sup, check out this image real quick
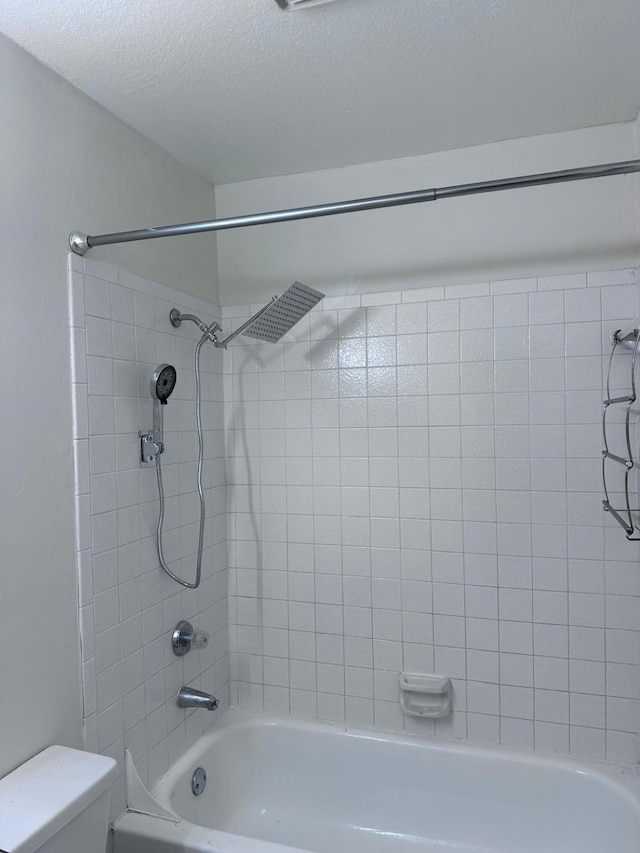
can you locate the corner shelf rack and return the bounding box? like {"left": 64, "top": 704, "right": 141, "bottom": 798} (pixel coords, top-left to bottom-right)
{"left": 602, "top": 319, "right": 640, "bottom": 540}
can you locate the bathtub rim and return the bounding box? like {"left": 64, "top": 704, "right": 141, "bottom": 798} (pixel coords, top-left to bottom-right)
{"left": 114, "top": 707, "right": 640, "bottom": 853}
{"left": 147, "top": 706, "right": 640, "bottom": 819}
{"left": 113, "top": 808, "right": 319, "bottom": 853}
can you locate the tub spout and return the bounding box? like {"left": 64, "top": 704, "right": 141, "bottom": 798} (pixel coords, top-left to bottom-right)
{"left": 177, "top": 686, "right": 219, "bottom": 711}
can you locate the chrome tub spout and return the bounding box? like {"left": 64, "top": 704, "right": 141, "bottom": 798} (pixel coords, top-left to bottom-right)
{"left": 177, "top": 686, "right": 219, "bottom": 711}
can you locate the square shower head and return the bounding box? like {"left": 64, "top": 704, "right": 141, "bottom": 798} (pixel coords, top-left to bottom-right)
{"left": 242, "top": 282, "right": 325, "bottom": 343}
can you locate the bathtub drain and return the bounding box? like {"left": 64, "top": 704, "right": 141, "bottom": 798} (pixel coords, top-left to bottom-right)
{"left": 192, "top": 767, "right": 207, "bottom": 796}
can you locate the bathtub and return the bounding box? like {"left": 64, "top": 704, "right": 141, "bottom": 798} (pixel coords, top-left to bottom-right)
{"left": 113, "top": 708, "right": 640, "bottom": 853}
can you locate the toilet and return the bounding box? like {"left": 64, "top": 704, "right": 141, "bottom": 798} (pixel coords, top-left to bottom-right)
{"left": 0, "top": 744, "right": 117, "bottom": 853}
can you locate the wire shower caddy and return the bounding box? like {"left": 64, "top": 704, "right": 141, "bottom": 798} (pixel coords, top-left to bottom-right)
{"left": 602, "top": 320, "right": 640, "bottom": 540}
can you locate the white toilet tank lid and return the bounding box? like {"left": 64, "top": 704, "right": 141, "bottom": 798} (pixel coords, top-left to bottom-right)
{"left": 0, "top": 745, "right": 117, "bottom": 853}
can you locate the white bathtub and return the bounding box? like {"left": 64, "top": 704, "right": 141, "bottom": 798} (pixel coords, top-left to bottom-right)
{"left": 113, "top": 709, "right": 640, "bottom": 853}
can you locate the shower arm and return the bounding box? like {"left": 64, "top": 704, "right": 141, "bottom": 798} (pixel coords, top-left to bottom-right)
{"left": 170, "top": 304, "right": 276, "bottom": 349}
{"left": 69, "top": 159, "right": 640, "bottom": 255}
{"left": 216, "top": 298, "right": 277, "bottom": 349}
{"left": 169, "top": 310, "right": 221, "bottom": 340}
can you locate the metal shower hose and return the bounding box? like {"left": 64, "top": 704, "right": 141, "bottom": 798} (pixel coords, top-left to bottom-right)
{"left": 155, "top": 325, "right": 213, "bottom": 588}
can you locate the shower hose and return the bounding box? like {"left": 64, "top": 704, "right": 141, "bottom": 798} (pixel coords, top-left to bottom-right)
{"left": 155, "top": 326, "right": 212, "bottom": 589}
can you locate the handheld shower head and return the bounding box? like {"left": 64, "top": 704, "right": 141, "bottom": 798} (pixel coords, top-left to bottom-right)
{"left": 150, "top": 364, "right": 176, "bottom": 448}
{"left": 152, "top": 364, "right": 177, "bottom": 405}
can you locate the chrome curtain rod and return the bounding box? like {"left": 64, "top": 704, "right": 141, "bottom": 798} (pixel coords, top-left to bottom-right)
{"left": 69, "top": 159, "right": 640, "bottom": 255}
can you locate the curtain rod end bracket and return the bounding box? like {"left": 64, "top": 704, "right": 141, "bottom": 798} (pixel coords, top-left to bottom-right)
{"left": 69, "top": 231, "right": 90, "bottom": 256}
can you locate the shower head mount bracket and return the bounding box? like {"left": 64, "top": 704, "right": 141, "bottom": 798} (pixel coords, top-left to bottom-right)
{"left": 139, "top": 430, "right": 163, "bottom": 466}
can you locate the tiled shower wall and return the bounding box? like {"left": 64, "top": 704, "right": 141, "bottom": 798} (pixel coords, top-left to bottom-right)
{"left": 225, "top": 268, "right": 640, "bottom": 766}
{"left": 68, "top": 255, "right": 228, "bottom": 818}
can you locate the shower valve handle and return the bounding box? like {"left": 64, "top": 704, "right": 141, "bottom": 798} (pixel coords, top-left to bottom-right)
{"left": 172, "top": 620, "right": 209, "bottom": 656}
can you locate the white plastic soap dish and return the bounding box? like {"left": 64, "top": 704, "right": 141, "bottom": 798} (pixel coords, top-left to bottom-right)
{"left": 399, "top": 672, "right": 452, "bottom": 718}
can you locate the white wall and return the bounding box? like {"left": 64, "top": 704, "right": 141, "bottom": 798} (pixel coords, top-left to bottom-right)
{"left": 216, "top": 123, "right": 639, "bottom": 306}
{"left": 0, "top": 33, "right": 217, "bottom": 779}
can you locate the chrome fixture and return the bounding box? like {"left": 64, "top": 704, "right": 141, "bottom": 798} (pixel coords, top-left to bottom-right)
{"left": 172, "top": 620, "right": 209, "bottom": 656}
{"left": 191, "top": 767, "right": 207, "bottom": 796}
{"left": 140, "top": 432, "right": 162, "bottom": 466}
{"left": 169, "top": 309, "right": 220, "bottom": 341}
{"left": 238, "top": 281, "right": 324, "bottom": 342}
{"left": 171, "top": 282, "right": 324, "bottom": 349}
{"left": 177, "top": 686, "right": 219, "bottom": 711}
{"left": 602, "top": 321, "right": 640, "bottom": 540}
{"left": 149, "top": 312, "right": 218, "bottom": 589}
{"left": 152, "top": 362, "right": 177, "bottom": 404}
{"left": 275, "top": 0, "right": 340, "bottom": 8}
{"left": 154, "top": 286, "right": 319, "bottom": 589}
{"left": 140, "top": 364, "right": 176, "bottom": 466}
{"left": 69, "top": 231, "right": 90, "bottom": 255}
{"left": 69, "top": 160, "right": 640, "bottom": 255}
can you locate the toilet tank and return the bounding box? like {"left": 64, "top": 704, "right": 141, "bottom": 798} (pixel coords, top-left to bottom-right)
{"left": 0, "top": 745, "right": 117, "bottom": 853}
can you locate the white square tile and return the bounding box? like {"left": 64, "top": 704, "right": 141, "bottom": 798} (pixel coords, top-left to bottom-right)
{"left": 564, "top": 287, "right": 601, "bottom": 322}
{"left": 460, "top": 329, "right": 493, "bottom": 362}
{"left": 533, "top": 622, "right": 568, "bottom": 658}
{"left": 428, "top": 300, "right": 459, "bottom": 332}
{"left": 569, "top": 725, "right": 606, "bottom": 761}
{"left": 428, "top": 331, "right": 460, "bottom": 364}
{"left": 534, "top": 656, "right": 569, "bottom": 691}
{"left": 535, "top": 688, "right": 569, "bottom": 723}
{"left": 500, "top": 717, "right": 534, "bottom": 749}
{"left": 466, "top": 649, "right": 498, "bottom": 682}
{"left": 367, "top": 305, "right": 397, "bottom": 336}
{"left": 529, "top": 291, "right": 564, "bottom": 325}
{"left": 494, "top": 327, "right": 529, "bottom": 360}
{"left": 459, "top": 296, "right": 493, "bottom": 330}
{"left": 84, "top": 276, "right": 112, "bottom": 318}
{"left": 606, "top": 730, "right": 639, "bottom": 764}
{"left": 397, "top": 302, "right": 427, "bottom": 334}
{"left": 467, "top": 680, "right": 499, "bottom": 715}
{"left": 494, "top": 294, "right": 528, "bottom": 327}
{"left": 529, "top": 324, "right": 565, "bottom": 359}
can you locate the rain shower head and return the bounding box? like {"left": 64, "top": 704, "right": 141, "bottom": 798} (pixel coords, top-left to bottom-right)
{"left": 241, "top": 282, "right": 325, "bottom": 344}
{"left": 152, "top": 363, "right": 177, "bottom": 404}
{"left": 170, "top": 283, "right": 325, "bottom": 350}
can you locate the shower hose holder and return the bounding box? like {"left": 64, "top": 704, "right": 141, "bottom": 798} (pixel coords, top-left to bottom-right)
{"left": 139, "top": 430, "right": 164, "bottom": 466}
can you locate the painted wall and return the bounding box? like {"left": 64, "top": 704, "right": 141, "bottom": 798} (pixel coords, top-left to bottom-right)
{"left": 215, "top": 123, "right": 640, "bottom": 306}
{"left": 224, "top": 268, "right": 640, "bottom": 764}
{"left": 0, "top": 33, "right": 217, "bottom": 779}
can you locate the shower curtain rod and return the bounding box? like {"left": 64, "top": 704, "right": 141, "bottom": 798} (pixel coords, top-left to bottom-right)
{"left": 69, "top": 159, "right": 640, "bottom": 255}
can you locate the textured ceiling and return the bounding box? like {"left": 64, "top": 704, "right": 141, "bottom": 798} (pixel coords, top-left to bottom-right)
{"left": 2, "top": 0, "right": 640, "bottom": 184}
